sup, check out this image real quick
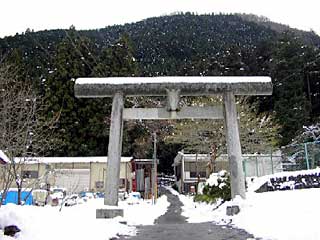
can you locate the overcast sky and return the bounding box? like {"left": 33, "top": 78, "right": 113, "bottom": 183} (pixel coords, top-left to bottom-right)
{"left": 0, "top": 0, "right": 319, "bottom": 38}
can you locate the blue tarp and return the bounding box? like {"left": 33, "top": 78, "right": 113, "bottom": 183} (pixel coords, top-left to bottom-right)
{"left": 1, "top": 190, "right": 33, "bottom": 205}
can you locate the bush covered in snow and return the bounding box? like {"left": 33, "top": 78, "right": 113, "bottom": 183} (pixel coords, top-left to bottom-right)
{"left": 194, "top": 170, "right": 231, "bottom": 203}
{"left": 286, "top": 124, "right": 320, "bottom": 147}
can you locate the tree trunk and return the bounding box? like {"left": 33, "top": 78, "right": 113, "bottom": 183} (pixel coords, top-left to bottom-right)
{"left": 17, "top": 187, "right": 22, "bottom": 205}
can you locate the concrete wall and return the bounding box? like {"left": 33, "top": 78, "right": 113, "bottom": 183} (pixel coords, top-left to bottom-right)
{"left": 89, "top": 162, "right": 132, "bottom": 192}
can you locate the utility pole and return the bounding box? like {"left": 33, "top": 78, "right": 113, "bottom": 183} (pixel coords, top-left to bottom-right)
{"left": 152, "top": 132, "right": 157, "bottom": 204}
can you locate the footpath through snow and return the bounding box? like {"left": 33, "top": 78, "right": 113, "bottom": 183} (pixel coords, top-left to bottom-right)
{"left": 118, "top": 188, "right": 254, "bottom": 240}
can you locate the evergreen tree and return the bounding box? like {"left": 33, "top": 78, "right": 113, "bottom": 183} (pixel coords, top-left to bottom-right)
{"left": 272, "top": 33, "right": 312, "bottom": 145}
{"left": 93, "top": 34, "right": 138, "bottom": 77}
{"left": 44, "top": 29, "right": 110, "bottom": 156}
{"left": 92, "top": 34, "right": 140, "bottom": 156}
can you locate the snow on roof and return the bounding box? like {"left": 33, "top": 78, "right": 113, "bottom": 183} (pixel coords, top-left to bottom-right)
{"left": 13, "top": 156, "right": 132, "bottom": 164}
{"left": 7, "top": 188, "right": 33, "bottom": 192}
{"left": 134, "top": 159, "right": 154, "bottom": 162}
{"left": 0, "top": 150, "right": 9, "bottom": 164}
{"left": 76, "top": 76, "right": 271, "bottom": 85}
{"left": 173, "top": 152, "right": 210, "bottom": 166}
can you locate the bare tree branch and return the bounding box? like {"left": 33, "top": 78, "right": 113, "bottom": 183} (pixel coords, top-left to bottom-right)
{"left": 0, "top": 64, "right": 58, "bottom": 206}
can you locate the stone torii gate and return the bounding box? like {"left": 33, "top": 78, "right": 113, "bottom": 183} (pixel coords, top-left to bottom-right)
{"left": 74, "top": 76, "right": 272, "bottom": 211}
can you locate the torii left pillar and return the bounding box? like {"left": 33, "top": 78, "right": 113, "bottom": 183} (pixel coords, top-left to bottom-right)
{"left": 96, "top": 92, "right": 125, "bottom": 218}
{"left": 104, "top": 92, "right": 124, "bottom": 206}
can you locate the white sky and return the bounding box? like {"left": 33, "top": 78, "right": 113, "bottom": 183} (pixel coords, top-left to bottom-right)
{"left": 0, "top": 0, "right": 319, "bottom": 38}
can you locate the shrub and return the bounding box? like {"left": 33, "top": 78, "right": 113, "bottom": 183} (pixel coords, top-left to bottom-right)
{"left": 194, "top": 171, "right": 231, "bottom": 204}
{"left": 172, "top": 183, "right": 179, "bottom": 192}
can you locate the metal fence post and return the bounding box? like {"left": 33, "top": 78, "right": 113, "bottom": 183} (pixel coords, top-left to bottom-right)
{"left": 255, "top": 156, "right": 259, "bottom": 177}
{"left": 243, "top": 159, "right": 247, "bottom": 179}
{"left": 304, "top": 143, "right": 310, "bottom": 170}
{"left": 270, "top": 149, "right": 274, "bottom": 174}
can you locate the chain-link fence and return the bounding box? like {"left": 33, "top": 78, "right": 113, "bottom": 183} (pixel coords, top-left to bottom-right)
{"left": 281, "top": 141, "right": 320, "bottom": 171}
{"left": 242, "top": 153, "right": 283, "bottom": 177}
{"left": 206, "top": 143, "right": 320, "bottom": 178}
{"left": 216, "top": 153, "right": 283, "bottom": 177}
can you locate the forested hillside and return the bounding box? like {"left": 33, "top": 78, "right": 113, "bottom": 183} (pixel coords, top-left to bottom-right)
{"left": 0, "top": 13, "right": 319, "bottom": 173}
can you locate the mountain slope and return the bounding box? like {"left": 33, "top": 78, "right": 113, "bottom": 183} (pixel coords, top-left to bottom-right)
{"left": 0, "top": 13, "right": 319, "bottom": 160}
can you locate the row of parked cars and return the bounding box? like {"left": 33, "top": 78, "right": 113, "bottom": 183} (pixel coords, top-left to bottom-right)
{"left": 62, "top": 190, "right": 131, "bottom": 207}
{"left": 0, "top": 187, "right": 131, "bottom": 206}
{"left": 63, "top": 191, "right": 100, "bottom": 206}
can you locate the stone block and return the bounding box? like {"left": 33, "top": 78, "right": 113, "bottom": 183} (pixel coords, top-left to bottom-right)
{"left": 4, "top": 225, "right": 21, "bottom": 237}
{"left": 226, "top": 205, "right": 240, "bottom": 216}
{"left": 96, "top": 208, "right": 124, "bottom": 219}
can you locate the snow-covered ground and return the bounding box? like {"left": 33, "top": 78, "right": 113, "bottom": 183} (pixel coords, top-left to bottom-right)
{"left": 169, "top": 169, "right": 320, "bottom": 240}
{"left": 2, "top": 169, "right": 320, "bottom": 240}
{"left": 0, "top": 195, "right": 169, "bottom": 240}
{"left": 176, "top": 187, "right": 320, "bottom": 240}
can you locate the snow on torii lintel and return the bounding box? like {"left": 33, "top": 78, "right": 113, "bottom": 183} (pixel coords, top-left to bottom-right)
{"left": 75, "top": 76, "right": 273, "bottom": 97}
{"left": 76, "top": 76, "right": 271, "bottom": 85}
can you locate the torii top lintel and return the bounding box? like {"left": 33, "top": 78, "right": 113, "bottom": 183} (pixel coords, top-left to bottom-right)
{"left": 74, "top": 76, "right": 272, "bottom": 98}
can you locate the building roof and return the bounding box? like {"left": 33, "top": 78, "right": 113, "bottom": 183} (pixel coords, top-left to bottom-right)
{"left": 173, "top": 152, "right": 210, "bottom": 166}
{"left": 13, "top": 156, "right": 132, "bottom": 164}
{"left": 133, "top": 158, "right": 159, "bottom": 165}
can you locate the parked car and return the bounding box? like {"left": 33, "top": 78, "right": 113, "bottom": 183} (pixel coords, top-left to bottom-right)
{"left": 95, "top": 192, "right": 105, "bottom": 198}
{"left": 33, "top": 189, "right": 47, "bottom": 206}
{"left": 126, "top": 192, "right": 141, "bottom": 204}
{"left": 49, "top": 192, "right": 64, "bottom": 206}
{"left": 79, "top": 191, "right": 95, "bottom": 202}
{"left": 118, "top": 189, "right": 128, "bottom": 201}
{"left": 64, "top": 194, "right": 83, "bottom": 206}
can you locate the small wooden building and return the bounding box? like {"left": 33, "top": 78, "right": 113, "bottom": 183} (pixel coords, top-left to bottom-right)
{"left": 173, "top": 152, "right": 213, "bottom": 193}
{"left": 131, "top": 158, "right": 158, "bottom": 199}
{"left": 173, "top": 151, "right": 282, "bottom": 193}
{"left": 1, "top": 156, "right": 133, "bottom": 194}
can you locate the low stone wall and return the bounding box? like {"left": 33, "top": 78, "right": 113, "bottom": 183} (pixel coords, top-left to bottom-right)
{"left": 256, "top": 172, "right": 320, "bottom": 193}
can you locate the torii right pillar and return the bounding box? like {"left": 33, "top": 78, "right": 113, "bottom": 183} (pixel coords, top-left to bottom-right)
{"left": 223, "top": 92, "right": 245, "bottom": 199}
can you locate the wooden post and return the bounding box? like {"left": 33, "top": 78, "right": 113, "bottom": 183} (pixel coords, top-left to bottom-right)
{"left": 181, "top": 155, "right": 185, "bottom": 193}
{"left": 152, "top": 132, "right": 157, "bottom": 204}
{"left": 223, "top": 92, "right": 246, "bottom": 199}
{"left": 105, "top": 92, "right": 124, "bottom": 206}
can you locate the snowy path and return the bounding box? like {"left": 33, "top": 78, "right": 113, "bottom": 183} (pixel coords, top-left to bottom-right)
{"left": 119, "top": 188, "right": 255, "bottom": 240}
{"left": 154, "top": 188, "right": 187, "bottom": 224}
